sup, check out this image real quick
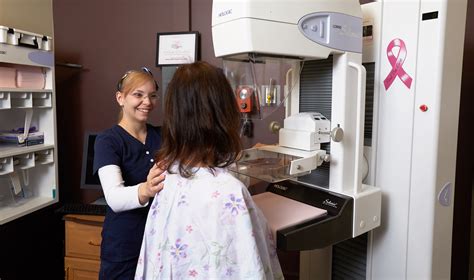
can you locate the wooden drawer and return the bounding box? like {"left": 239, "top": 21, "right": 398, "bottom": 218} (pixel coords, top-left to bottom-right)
{"left": 65, "top": 214, "right": 104, "bottom": 260}
{"left": 65, "top": 256, "right": 100, "bottom": 280}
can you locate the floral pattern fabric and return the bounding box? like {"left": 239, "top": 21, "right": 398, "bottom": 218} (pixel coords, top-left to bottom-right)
{"left": 135, "top": 167, "right": 283, "bottom": 280}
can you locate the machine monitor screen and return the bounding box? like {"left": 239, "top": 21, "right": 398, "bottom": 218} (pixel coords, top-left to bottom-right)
{"left": 80, "top": 132, "right": 102, "bottom": 190}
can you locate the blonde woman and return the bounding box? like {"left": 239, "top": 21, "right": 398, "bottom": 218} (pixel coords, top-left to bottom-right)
{"left": 94, "top": 67, "right": 165, "bottom": 279}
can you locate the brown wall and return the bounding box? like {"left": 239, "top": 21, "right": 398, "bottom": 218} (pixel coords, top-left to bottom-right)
{"left": 54, "top": 0, "right": 281, "bottom": 204}
{"left": 53, "top": 0, "right": 189, "bottom": 203}
{"left": 452, "top": 0, "right": 474, "bottom": 278}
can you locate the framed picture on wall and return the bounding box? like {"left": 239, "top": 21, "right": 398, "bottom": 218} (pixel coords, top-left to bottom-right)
{"left": 156, "top": 31, "right": 200, "bottom": 66}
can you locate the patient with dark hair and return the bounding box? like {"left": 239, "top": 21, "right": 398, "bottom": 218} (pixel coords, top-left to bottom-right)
{"left": 135, "top": 61, "right": 283, "bottom": 279}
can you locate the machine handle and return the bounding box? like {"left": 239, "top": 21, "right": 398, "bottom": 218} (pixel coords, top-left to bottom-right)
{"left": 18, "top": 33, "right": 39, "bottom": 49}
{"left": 284, "top": 68, "right": 293, "bottom": 118}
{"left": 348, "top": 62, "right": 366, "bottom": 195}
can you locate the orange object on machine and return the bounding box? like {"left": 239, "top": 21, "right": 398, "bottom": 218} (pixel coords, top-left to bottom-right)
{"left": 236, "top": 86, "right": 253, "bottom": 113}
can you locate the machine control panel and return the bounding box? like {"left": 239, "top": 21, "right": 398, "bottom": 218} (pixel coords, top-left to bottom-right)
{"left": 298, "top": 12, "right": 363, "bottom": 53}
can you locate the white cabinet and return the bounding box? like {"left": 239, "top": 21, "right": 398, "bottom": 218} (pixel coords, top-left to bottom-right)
{"left": 0, "top": 28, "right": 58, "bottom": 224}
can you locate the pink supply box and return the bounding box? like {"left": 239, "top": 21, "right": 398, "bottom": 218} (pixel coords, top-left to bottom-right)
{"left": 16, "top": 66, "right": 46, "bottom": 89}
{"left": 0, "top": 66, "right": 17, "bottom": 88}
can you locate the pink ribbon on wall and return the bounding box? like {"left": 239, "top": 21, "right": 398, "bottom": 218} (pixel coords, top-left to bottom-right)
{"left": 384, "top": 38, "right": 413, "bottom": 90}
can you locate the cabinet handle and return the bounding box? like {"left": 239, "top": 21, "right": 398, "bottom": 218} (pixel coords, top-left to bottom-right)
{"left": 88, "top": 240, "right": 101, "bottom": 246}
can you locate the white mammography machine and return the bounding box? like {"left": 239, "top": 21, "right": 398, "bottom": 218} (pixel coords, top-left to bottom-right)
{"left": 212, "top": 0, "right": 467, "bottom": 279}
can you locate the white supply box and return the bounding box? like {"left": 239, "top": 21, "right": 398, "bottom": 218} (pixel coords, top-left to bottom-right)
{"left": 0, "top": 25, "right": 52, "bottom": 51}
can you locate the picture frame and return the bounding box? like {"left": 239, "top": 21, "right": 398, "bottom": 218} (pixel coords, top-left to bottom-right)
{"left": 156, "top": 31, "right": 200, "bottom": 67}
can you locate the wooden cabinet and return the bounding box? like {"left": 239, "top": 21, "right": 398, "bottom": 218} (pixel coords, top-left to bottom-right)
{"left": 65, "top": 257, "right": 101, "bottom": 280}
{"left": 64, "top": 214, "right": 104, "bottom": 280}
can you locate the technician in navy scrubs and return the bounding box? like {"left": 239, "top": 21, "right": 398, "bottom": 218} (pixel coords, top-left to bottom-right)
{"left": 93, "top": 67, "right": 165, "bottom": 279}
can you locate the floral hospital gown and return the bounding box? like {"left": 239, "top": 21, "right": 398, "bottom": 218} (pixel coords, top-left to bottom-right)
{"left": 135, "top": 167, "right": 283, "bottom": 280}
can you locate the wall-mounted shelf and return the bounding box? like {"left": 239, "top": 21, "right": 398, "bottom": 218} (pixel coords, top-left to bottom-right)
{"left": 0, "top": 90, "right": 52, "bottom": 109}
{"left": 0, "top": 143, "right": 54, "bottom": 158}
{"left": 0, "top": 26, "right": 58, "bottom": 225}
{"left": 0, "top": 196, "right": 56, "bottom": 224}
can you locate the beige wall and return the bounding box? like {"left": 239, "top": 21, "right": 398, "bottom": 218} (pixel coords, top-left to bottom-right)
{"left": 0, "top": 0, "right": 53, "bottom": 36}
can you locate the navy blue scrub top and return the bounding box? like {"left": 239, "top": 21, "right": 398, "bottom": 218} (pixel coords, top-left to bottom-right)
{"left": 93, "top": 124, "right": 161, "bottom": 262}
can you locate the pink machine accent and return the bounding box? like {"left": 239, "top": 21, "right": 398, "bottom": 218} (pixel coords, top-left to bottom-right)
{"left": 252, "top": 191, "right": 328, "bottom": 240}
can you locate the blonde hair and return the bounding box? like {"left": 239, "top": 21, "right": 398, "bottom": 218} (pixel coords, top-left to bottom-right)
{"left": 117, "top": 70, "right": 158, "bottom": 122}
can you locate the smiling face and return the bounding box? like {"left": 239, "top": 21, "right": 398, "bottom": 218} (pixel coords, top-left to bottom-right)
{"left": 116, "top": 80, "right": 157, "bottom": 124}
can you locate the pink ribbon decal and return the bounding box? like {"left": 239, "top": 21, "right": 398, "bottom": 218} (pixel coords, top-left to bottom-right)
{"left": 384, "top": 38, "right": 413, "bottom": 90}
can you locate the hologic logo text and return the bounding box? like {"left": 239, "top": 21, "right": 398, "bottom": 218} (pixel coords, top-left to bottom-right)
{"left": 218, "top": 9, "right": 232, "bottom": 17}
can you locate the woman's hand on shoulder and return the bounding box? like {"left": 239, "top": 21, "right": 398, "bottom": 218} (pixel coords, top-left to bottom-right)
{"left": 253, "top": 142, "right": 278, "bottom": 148}
{"left": 138, "top": 163, "right": 166, "bottom": 205}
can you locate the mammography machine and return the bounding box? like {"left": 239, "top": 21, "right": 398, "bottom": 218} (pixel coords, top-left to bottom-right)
{"left": 212, "top": 0, "right": 467, "bottom": 279}
{"left": 213, "top": 0, "right": 380, "bottom": 250}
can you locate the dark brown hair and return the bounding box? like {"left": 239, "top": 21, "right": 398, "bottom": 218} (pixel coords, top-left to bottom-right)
{"left": 155, "top": 61, "right": 242, "bottom": 177}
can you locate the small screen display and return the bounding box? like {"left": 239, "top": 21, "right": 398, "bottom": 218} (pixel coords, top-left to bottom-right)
{"left": 80, "top": 133, "right": 101, "bottom": 189}
{"left": 363, "top": 25, "right": 373, "bottom": 38}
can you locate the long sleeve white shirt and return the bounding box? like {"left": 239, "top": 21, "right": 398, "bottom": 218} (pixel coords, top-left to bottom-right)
{"left": 98, "top": 164, "right": 148, "bottom": 212}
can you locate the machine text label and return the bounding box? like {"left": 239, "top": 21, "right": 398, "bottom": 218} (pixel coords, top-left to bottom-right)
{"left": 273, "top": 184, "right": 288, "bottom": 191}
{"left": 323, "top": 199, "right": 338, "bottom": 208}
{"left": 218, "top": 9, "right": 232, "bottom": 17}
